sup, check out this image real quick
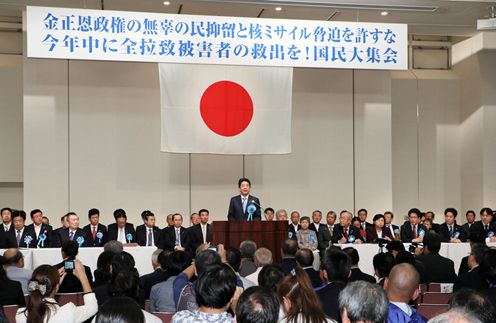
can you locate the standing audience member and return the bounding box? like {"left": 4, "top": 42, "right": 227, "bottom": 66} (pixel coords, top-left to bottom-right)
{"left": 238, "top": 240, "right": 257, "bottom": 277}
{"left": 339, "top": 281, "right": 388, "bottom": 323}
{"left": 416, "top": 231, "right": 457, "bottom": 284}
{"left": 384, "top": 263, "right": 426, "bottom": 323}
{"left": 235, "top": 286, "right": 280, "bottom": 323}
{"left": 279, "top": 266, "right": 335, "bottom": 323}
{"left": 172, "top": 264, "right": 240, "bottom": 323}
{"left": 16, "top": 262, "right": 97, "bottom": 323}
{"left": 2, "top": 249, "right": 32, "bottom": 294}
{"left": 0, "top": 264, "right": 25, "bottom": 307}
{"left": 246, "top": 248, "right": 273, "bottom": 285}
{"left": 317, "top": 249, "right": 352, "bottom": 322}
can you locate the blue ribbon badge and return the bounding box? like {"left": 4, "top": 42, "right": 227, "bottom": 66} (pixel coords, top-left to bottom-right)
{"left": 76, "top": 236, "right": 84, "bottom": 247}
{"left": 394, "top": 228, "right": 400, "bottom": 235}
{"left": 24, "top": 235, "right": 33, "bottom": 248}
{"left": 38, "top": 232, "right": 47, "bottom": 248}
{"left": 452, "top": 231, "right": 460, "bottom": 239}
{"left": 126, "top": 233, "right": 133, "bottom": 243}
{"left": 96, "top": 231, "right": 103, "bottom": 244}
{"left": 418, "top": 229, "right": 425, "bottom": 237}
{"left": 348, "top": 235, "right": 356, "bottom": 243}
{"left": 488, "top": 231, "right": 495, "bottom": 238}
{"left": 288, "top": 232, "right": 293, "bottom": 239}
{"left": 246, "top": 204, "right": 256, "bottom": 221}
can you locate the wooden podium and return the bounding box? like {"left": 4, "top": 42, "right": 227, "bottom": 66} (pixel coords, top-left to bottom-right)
{"left": 212, "top": 220, "right": 288, "bottom": 262}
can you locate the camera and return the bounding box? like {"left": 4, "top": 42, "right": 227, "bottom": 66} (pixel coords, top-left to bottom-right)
{"left": 409, "top": 242, "right": 423, "bottom": 253}
{"left": 64, "top": 260, "right": 75, "bottom": 272}
{"left": 207, "top": 245, "right": 218, "bottom": 252}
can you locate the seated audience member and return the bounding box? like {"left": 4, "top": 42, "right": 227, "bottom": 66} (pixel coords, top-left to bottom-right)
{"left": 394, "top": 250, "right": 427, "bottom": 284}
{"left": 139, "top": 249, "right": 169, "bottom": 299}
{"left": 454, "top": 243, "right": 490, "bottom": 291}
{"left": 317, "top": 249, "right": 352, "bottom": 322}
{"left": 103, "top": 240, "right": 123, "bottom": 254}
{"left": 53, "top": 212, "right": 88, "bottom": 248}
{"left": 83, "top": 208, "right": 107, "bottom": 247}
{"left": 479, "top": 248, "right": 496, "bottom": 308}
{"left": 416, "top": 231, "right": 457, "bottom": 284}
{"left": 107, "top": 209, "right": 136, "bottom": 244}
{"left": 26, "top": 209, "right": 53, "bottom": 248}
{"left": 187, "top": 209, "right": 212, "bottom": 252}
{"left": 386, "top": 240, "right": 405, "bottom": 258}
{"left": 257, "top": 264, "right": 285, "bottom": 293}
{"left": 449, "top": 288, "right": 496, "bottom": 323}
{"left": 16, "top": 262, "right": 96, "bottom": 323}
{"left": 172, "top": 264, "right": 239, "bottom": 323}
{"left": 2, "top": 248, "right": 32, "bottom": 294}
{"left": 339, "top": 281, "right": 388, "bottom": 323}
{"left": 366, "top": 214, "right": 394, "bottom": 243}
{"left": 159, "top": 213, "right": 188, "bottom": 252}
{"left": 331, "top": 211, "right": 363, "bottom": 244}
{"left": 135, "top": 210, "right": 161, "bottom": 247}
{"left": 56, "top": 240, "right": 94, "bottom": 293}
{"left": 238, "top": 240, "right": 257, "bottom": 277}
{"left": 461, "top": 210, "right": 476, "bottom": 240}
{"left": 93, "top": 251, "right": 114, "bottom": 287}
{"left": 373, "top": 252, "right": 395, "bottom": 286}
{"left": 235, "top": 286, "right": 280, "bottom": 323}
{"left": 246, "top": 248, "right": 273, "bottom": 285}
{"left": 296, "top": 248, "right": 323, "bottom": 288}
{"left": 400, "top": 208, "right": 426, "bottom": 243}
{"left": 384, "top": 211, "right": 400, "bottom": 240}
{"left": 343, "top": 247, "right": 375, "bottom": 284}
{"left": 428, "top": 310, "right": 482, "bottom": 323}
{"left": 470, "top": 207, "right": 496, "bottom": 243}
{"left": 94, "top": 296, "right": 144, "bottom": 323}
{"left": 276, "top": 209, "right": 288, "bottom": 221}
{"left": 438, "top": 208, "right": 467, "bottom": 243}
{"left": 226, "top": 247, "right": 255, "bottom": 289}
{"left": 296, "top": 216, "right": 318, "bottom": 251}
{"left": 5, "top": 210, "right": 35, "bottom": 248}
{"left": 279, "top": 266, "right": 335, "bottom": 323}
{"left": 279, "top": 239, "right": 298, "bottom": 275}
{"left": 384, "top": 263, "right": 426, "bottom": 323}
{"left": 0, "top": 265, "right": 25, "bottom": 307}
{"left": 288, "top": 211, "right": 301, "bottom": 241}
{"left": 264, "top": 207, "right": 275, "bottom": 221}
{"left": 150, "top": 250, "right": 190, "bottom": 313}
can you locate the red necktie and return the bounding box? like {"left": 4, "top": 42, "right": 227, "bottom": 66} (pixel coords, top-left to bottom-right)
{"left": 413, "top": 225, "right": 417, "bottom": 238}
{"left": 344, "top": 227, "right": 349, "bottom": 239}
{"left": 92, "top": 227, "right": 96, "bottom": 240}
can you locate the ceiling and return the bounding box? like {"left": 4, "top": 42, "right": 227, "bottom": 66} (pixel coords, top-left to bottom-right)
{"left": 0, "top": 0, "right": 495, "bottom": 37}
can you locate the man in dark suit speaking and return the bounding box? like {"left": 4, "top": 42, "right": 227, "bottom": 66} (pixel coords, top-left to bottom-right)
{"left": 227, "top": 178, "right": 261, "bottom": 221}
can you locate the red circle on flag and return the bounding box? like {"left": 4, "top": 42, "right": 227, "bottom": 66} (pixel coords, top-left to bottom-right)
{"left": 200, "top": 80, "right": 254, "bottom": 137}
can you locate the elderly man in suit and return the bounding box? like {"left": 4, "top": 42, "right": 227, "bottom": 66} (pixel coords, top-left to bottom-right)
{"left": 227, "top": 178, "right": 261, "bottom": 221}
{"left": 54, "top": 212, "right": 88, "bottom": 248}
{"left": 331, "top": 210, "right": 364, "bottom": 244}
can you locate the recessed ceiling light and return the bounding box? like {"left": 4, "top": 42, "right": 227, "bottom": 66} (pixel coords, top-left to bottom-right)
{"left": 163, "top": 1, "right": 171, "bottom": 5}
{"left": 275, "top": 7, "right": 282, "bottom": 11}
{"left": 381, "top": 11, "right": 389, "bottom": 16}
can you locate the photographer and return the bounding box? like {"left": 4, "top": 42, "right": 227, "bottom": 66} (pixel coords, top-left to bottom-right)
{"left": 55, "top": 240, "right": 93, "bottom": 293}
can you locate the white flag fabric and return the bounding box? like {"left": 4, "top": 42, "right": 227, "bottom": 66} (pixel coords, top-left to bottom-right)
{"left": 159, "top": 63, "right": 292, "bottom": 154}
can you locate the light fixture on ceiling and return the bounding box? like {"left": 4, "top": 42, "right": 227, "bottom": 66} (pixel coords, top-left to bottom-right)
{"left": 163, "top": 1, "right": 171, "bottom": 5}
{"left": 275, "top": 6, "right": 283, "bottom": 11}
{"left": 381, "top": 11, "right": 388, "bottom": 16}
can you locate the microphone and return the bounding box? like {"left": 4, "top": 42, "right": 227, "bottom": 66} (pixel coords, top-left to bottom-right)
{"left": 250, "top": 199, "right": 265, "bottom": 212}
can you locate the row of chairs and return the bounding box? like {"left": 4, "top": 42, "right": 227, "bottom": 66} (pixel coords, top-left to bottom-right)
{"left": 416, "top": 283, "right": 454, "bottom": 319}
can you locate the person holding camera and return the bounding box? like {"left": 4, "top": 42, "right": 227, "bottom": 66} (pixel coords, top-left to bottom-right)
{"left": 55, "top": 240, "right": 93, "bottom": 293}
{"left": 16, "top": 261, "right": 97, "bottom": 323}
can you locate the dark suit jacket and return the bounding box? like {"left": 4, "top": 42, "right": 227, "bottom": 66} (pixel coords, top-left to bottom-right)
{"left": 458, "top": 256, "right": 470, "bottom": 275}
{"left": 227, "top": 195, "right": 261, "bottom": 221}
{"left": 416, "top": 252, "right": 457, "bottom": 284}
{"left": 480, "top": 288, "right": 496, "bottom": 309}
{"left": 317, "top": 281, "right": 347, "bottom": 322}
{"left": 82, "top": 223, "right": 107, "bottom": 247}
{"left": 384, "top": 224, "right": 400, "bottom": 238}
{"left": 6, "top": 226, "right": 37, "bottom": 248}
{"left": 304, "top": 267, "right": 323, "bottom": 288}
{"left": 453, "top": 266, "right": 489, "bottom": 292}
{"left": 400, "top": 222, "right": 427, "bottom": 242}
{"left": 0, "top": 279, "right": 26, "bottom": 307}
{"left": 188, "top": 223, "right": 213, "bottom": 252}
{"left": 55, "top": 259, "right": 93, "bottom": 293}
{"left": 159, "top": 226, "right": 189, "bottom": 251}
{"left": 438, "top": 223, "right": 467, "bottom": 242}
{"left": 25, "top": 223, "right": 53, "bottom": 248}
{"left": 349, "top": 267, "right": 376, "bottom": 283}
{"left": 469, "top": 221, "right": 496, "bottom": 243}
{"left": 331, "top": 225, "right": 363, "bottom": 244}
{"left": 136, "top": 224, "right": 162, "bottom": 247}
{"left": 279, "top": 257, "right": 297, "bottom": 275}
{"left": 139, "top": 268, "right": 170, "bottom": 299}
{"left": 318, "top": 225, "right": 334, "bottom": 251}
{"left": 55, "top": 228, "right": 88, "bottom": 248}
{"left": 461, "top": 222, "right": 473, "bottom": 241}
{"left": 366, "top": 227, "right": 394, "bottom": 243}
{"left": 288, "top": 223, "right": 300, "bottom": 241}
{"left": 107, "top": 223, "right": 136, "bottom": 243}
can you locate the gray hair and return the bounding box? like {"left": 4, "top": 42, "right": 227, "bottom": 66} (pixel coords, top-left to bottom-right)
{"left": 151, "top": 248, "right": 163, "bottom": 266}
{"left": 428, "top": 310, "right": 482, "bottom": 323}
{"left": 103, "top": 240, "right": 123, "bottom": 254}
{"left": 254, "top": 248, "right": 273, "bottom": 267}
{"left": 240, "top": 240, "right": 257, "bottom": 258}
{"left": 339, "top": 281, "right": 388, "bottom": 323}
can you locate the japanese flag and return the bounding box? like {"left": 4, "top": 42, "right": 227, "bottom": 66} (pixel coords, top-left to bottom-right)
{"left": 159, "top": 63, "right": 292, "bottom": 154}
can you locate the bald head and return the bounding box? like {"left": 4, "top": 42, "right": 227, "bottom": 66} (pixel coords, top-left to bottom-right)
{"left": 385, "top": 263, "right": 420, "bottom": 302}
{"left": 2, "top": 248, "right": 24, "bottom": 267}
